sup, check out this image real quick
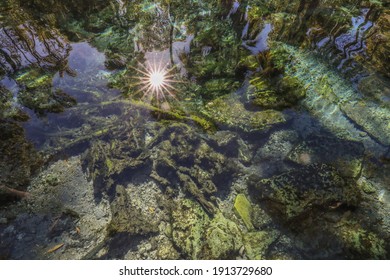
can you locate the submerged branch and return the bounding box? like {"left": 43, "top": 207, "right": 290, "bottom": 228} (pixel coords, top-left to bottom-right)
{"left": 64, "top": 98, "right": 215, "bottom": 131}
{"left": 0, "top": 184, "right": 31, "bottom": 199}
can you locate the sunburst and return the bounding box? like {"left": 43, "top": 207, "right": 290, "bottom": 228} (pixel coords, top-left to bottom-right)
{"left": 131, "top": 56, "right": 178, "bottom": 104}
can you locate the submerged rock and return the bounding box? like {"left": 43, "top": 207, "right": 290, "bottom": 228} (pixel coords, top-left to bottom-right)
{"left": 0, "top": 156, "right": 111, "bottom": 259}
{"left": 171, "top": 199, "right": 209, "bottom": 259}
{"left": 203, "top": 212, "right": 243, "bottom": 259}
{"left": 0, "top": 121, "right": 41, "bottom": 204}
{"left": 203, "top": 94, "right": 286, "bottom": 132}
{"left": 0, "top": 86, "right": 28, "bottom": 121}
{"left": 17, "top": 69, "right": 77, "bottom": 114}
{"left": 253, "top": 129, "right": 299, "bottom": 176}
{"left": 341, "top": 101, "right": 390, "bottom": 146}
{"left": 108, "top": 185, "right": 159, "bottom": 235}
{"left": 334, "top": 219, "right": 387, "bottom": 259}
{"left": 274, "top": 43, "right": 390, "bottom": 152}
{"left": 210, "top": 130, "right": 253, "bottom": 164}
{"left": 149, "top": 123, "right": 239, "bottom": 213}
{"left": 287, "top": 134, "right": 365, "bottom": 178}
{"left": 243, "top": 230, "right": 278, "bottom": 260}
{"left": 249, "top": 164, "right": 361, "bottom": 221}
{"left": 170, "top": 198, "right": 278, "bottom": 260}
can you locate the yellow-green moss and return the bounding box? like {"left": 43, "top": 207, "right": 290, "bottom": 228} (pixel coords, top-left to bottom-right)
{"left": 234, "top": 194, "right": 254, "bottom": 230}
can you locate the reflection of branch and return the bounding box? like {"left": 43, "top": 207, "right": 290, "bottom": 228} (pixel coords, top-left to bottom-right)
{"left": 167, "top": 4, "right": 174, "bottom": 65}
{"left": 2, "top": 20, "right": 71, "bottom": 74}
{"left": 16, "top": 24, "right": 44, "bottom": 65}
{"left": 0, "top": 48, "right": 18, "bottom": 71}
{"left": 23, "top": 23, "right": 39, "bottom": 59}
{"left": 3, "top": 27, "right": 35, "bottom": 66}
{"left": 0, "top": 184, "right": 31, "bottom": 199}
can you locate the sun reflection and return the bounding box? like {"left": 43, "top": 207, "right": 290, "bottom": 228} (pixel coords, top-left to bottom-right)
{"left": 149, "top": 71, "right": 165, "bottom": 88}
{"left": 131, "top": 56, "right": 178, "bottom": 104}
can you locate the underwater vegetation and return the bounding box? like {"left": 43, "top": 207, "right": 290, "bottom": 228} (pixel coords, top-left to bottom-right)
{"left": 0, "top": 0, "right": 389, "bottom": 260}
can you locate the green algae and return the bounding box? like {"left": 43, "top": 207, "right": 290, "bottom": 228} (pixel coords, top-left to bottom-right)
{"left": 170, "top": 198, "right": 278, "bottom": 260}
{"left": 0, "top": 86, "right": 29, "bottom": 121}
{"left": 15, "top": 69, "right": 77, "bottom": 114}
{"left": 357, "top": 176, "right": 377, "bottom": 195}
{"left": 170, "top": 198, "right": 280, "bottom": 259}
{"left": 233, "top": 194, "right": 255, "bottom": 230}
{"left": 0, "top": 86, "right": 12, "bottom": 117}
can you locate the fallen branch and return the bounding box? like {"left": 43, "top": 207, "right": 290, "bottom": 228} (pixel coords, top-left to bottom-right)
{"left": 0, "top": 184, "right": 31, "bottom": 199}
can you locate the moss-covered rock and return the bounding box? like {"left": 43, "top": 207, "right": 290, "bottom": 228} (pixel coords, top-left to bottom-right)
{"left": 203, "top": 94, "right": 286, "bottom": 132}
{"left": 171, "top": 199, "right": 210, "bottom": 259}
{"left": 243, "top": 231, "right": 278, "bottom": 260}
{"left": 249, "top": 164, "right": 361, "bottom": 221}
{"left": 336, "top": 221, "right": 387, "bottom": 259}
{"left": 287, "top": 134, "right": 365, "bottom": 178}
{"left": 245, "top": 42, "right": 307, "bottom": 109}
{"left": 203, "top": 78, "right": 241, "bottom": 99}
{"left": 16, "top": 69, "right": 76, "bottom": 114}
{"left": 0, "top": 86, "right": 13, "bottom": 118}
{"left": 108, "top": 185, "right": 159, "bottom": 235}
{"left": 357, "top": 177, "right": 376, "bottom": 194}
{"left": 233, "top": 194, "right": 254, "bottom": 230}
{"left": 0, "top": 85, "right": 28, "bottom": 121}
{"left": 203, "top": 212, "right": 243, "bottom": 259}
{"left": 171, "top": 199, "right": 250, "bottom": 260}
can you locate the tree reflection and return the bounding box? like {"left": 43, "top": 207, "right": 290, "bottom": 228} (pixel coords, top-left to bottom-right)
{"left": 0, "top": 0, "right": 72, "bottom": 75}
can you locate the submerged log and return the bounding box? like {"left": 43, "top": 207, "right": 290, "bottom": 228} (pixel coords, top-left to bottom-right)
{"left": 0, "top": 184, "right": 31, "bottom": 199}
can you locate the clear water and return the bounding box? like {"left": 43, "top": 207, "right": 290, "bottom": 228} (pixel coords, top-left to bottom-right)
{"left": 0, "top": 0, "right": 389, "bottom": 260}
